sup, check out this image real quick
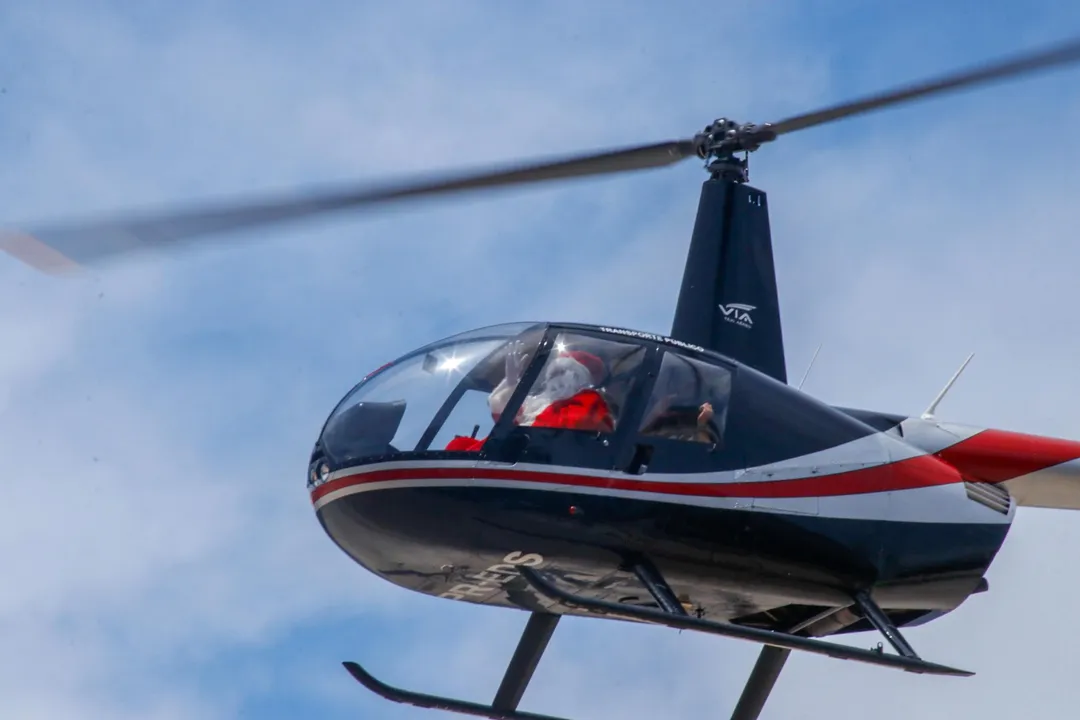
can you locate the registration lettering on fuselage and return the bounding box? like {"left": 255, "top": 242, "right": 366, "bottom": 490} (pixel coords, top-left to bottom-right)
{"left": 439, "top": 551, "right": 545, "bottom": 600}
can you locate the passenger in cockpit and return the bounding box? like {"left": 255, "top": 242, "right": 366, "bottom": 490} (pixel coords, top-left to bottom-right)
{"left": 519, "top": 349, "right": 614, "bottom": 433}
{"left": 642, "top": 400, "right": 717, "bottom": 443}
{"left": 639, "top": 362, "right": 720, "bottom": 444}
{"left": 446, "top": 344, "right": 614, "bottom": 451}
{"left": 485, "top": 342, "right": 615, "bottom": 431}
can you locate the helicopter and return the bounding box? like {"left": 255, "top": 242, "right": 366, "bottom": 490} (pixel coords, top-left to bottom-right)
{"left": 6, "top": 36, "right": 1080, "bottom": 720}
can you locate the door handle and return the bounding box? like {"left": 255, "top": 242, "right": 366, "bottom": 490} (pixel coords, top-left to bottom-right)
{"left": 624, "top": 443, "right": 654, "bottom": 475}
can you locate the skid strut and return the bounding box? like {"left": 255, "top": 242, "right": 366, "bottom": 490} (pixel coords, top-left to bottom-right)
{"left": 729, "top": 647, "right": 790, "bottom": 720}
{"left": 853, "top": 590, "right": 919, "bottom": 658}
{"left": 343, "top": 561, "right": 973, "bottom": 720}
{"left": 493, "top": 613, "right": 561, "bottom": 713}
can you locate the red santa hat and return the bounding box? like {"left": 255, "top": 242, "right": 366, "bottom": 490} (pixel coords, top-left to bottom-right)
{"left": 559, "top": 350, "right": 606, "bottom": 385}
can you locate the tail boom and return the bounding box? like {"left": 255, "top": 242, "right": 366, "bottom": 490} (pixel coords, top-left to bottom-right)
{"left": 934, "top": 427, "right": 1080, "bottom": 510}
{"left": 872, "top": 414, "right": 1080, "bottom": 511}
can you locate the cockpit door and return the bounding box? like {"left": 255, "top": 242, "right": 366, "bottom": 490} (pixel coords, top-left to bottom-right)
{"left": 621, "top": 351, "right": 738, "bottom": 473}
{"left": 621, "top": 351, "right": 822, "bottom": 517}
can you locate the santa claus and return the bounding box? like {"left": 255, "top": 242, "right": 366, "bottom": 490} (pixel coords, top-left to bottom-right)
{"left": 446, "top": 348, "right": 613, "bottom": 452}
{"left": 516, "top": 350, "right": 613, "bottom": 432}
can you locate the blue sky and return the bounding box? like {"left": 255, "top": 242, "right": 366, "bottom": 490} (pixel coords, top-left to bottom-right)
{"left": 3, "top": 2, "right": 1080, "bottom": 718}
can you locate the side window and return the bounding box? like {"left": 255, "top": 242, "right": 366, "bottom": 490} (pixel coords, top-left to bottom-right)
{"left": 639, "top": 352, "right": 732, "bottom": 446}
{"left": 511, "top": 332, "right": 647, "bottom": 434}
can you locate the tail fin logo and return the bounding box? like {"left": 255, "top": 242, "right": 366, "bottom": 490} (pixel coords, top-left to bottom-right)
{"left": 719, "top": 302, "right": 755, "bottom": 329}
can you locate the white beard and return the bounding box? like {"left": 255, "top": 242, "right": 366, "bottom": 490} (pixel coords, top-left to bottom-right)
{"left": 519, "top": 356, "right": 592, "bottom": 425}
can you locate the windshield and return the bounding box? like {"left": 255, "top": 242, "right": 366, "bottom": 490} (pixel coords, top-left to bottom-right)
{"left": 320, "top": 323, "right": 545, "bottom": 463}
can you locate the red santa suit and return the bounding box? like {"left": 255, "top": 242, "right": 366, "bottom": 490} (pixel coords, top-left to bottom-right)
{"left": 446, "top": 350, "right": 611, "bottom": 451}
{"left": 527, "top": 389, "right": 614, "bottom": 432}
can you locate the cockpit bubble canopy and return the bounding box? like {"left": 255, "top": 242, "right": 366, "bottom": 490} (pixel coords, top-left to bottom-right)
{"left": 314, "top": 321, "right": 735, "bottom": 473}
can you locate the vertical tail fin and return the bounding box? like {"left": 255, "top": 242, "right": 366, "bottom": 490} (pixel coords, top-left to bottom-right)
{"left": 670, "top": 179, "right": 787, "bottom": 383}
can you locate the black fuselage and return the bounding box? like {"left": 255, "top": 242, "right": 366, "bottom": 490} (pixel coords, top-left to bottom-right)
{"left": 309, "top": 323, "right": 1011, "bottom": 636}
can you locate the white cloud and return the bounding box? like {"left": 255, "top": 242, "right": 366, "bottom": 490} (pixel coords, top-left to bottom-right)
{"left": 4, "top": 2, "right": 1080, "bottom": 718}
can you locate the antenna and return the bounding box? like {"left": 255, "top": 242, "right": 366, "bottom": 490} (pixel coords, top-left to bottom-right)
{"left": 921, "top": 353, "right": 975, "bottom": 420}
{"left": 797, "top": 344, "right": 822, "bottom": 391}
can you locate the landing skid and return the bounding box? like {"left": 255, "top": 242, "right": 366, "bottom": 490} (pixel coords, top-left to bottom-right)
{"left": 344, "top": 611, "right": 570, "bottom": 720}
{"left": 343, "top": 562, "right": 973, "bottom": 720}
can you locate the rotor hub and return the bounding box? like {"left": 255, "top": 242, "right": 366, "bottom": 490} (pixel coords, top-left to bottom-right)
{"left": 693, "top": 118, "right": 778, "bottom": 183}
{"left": 694, "top": 118, "right": 778, "bottom": 156}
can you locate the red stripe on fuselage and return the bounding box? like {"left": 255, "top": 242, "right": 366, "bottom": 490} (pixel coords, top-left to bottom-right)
{"left": 934, "top": 428, "right": 1080, "bottom": 483}
{"left": 310, "top": 453, "right": 962, "bottom": 505}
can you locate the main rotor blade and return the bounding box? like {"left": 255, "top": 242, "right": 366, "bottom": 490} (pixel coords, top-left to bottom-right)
{"left": 0, "top": 139, "right": 698, "bottom": 273}
{"left": 767, "top": 35, "right": 1080, "bottom": 136}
